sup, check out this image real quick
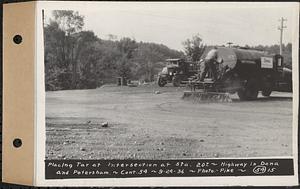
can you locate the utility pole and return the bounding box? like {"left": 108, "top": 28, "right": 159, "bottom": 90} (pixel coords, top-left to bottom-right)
{"left": 278, "top": 17, "right": 287, "bottom": 55}
{"left": 226, "top": 42, "right": 233, "bottom": 48}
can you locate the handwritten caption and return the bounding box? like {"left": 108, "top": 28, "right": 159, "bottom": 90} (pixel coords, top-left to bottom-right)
{"left": 45, "top": 159, "right": 293, "bottom": 179}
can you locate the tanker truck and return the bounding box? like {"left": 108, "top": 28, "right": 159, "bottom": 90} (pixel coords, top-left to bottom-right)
{"left": 184, "top": 46, "right": 292, "bottom": 101}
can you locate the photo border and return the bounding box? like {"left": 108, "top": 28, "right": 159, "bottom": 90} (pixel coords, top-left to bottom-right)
{"left": 35, "top": 1, "right": 299, "bottom": 187}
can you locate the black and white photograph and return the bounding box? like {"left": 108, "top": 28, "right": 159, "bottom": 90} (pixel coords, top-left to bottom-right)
{"left": 41, "top": 2, "right": 297, "bottom": 179}
{"left": 2, "top": 1, "right": 299, "bottom": 187}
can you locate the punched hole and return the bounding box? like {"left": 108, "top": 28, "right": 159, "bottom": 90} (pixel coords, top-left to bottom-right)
{"left": 13, "top": 35, "right": 22, "bottom": 44}
{"left": 13, "top": 138, "right": 22, "bottom": 148}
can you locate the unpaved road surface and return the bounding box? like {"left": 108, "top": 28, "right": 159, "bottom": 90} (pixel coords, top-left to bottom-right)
{"left": 46, "top": 84, "right": 293, "bottom": 159}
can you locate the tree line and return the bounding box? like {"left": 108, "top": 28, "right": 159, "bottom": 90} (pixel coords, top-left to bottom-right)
{"left": 44, "top": 10, "right": 292, "bottom": 91}
{"left": 44, "top": 10, "right": 184, "bottom": 91}
{"left": 248, "top": 43, "right": 292, "bottom": 69}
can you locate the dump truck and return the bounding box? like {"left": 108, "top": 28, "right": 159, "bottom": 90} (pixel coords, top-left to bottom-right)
{"left": 183, "top": 47, "right": 292, "bottom": 101}
{"left": 157, "top": 58, "right": 198, "bottom": 87}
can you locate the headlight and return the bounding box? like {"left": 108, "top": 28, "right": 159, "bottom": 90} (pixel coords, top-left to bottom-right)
{"left": 169, "top": 72, "right": 173, "bottom": 75}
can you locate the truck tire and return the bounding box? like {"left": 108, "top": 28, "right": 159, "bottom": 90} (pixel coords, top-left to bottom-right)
{"left": 237, "top": 79, "right": 259, "bottom": 100}
{"left": 172, "top": 76, "right": 181, "bottom": 87}
{"left": 262, "top": 89, "right": 272, "bottom": 97}
{"left": 157, "top": 76, "right": 166, "bottom": 87}
{"left": 262, "top": 81, "right": 273, "bottom": 97}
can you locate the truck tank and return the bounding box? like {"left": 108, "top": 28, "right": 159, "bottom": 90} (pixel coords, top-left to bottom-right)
{"left": 214, "top": 47, "right": 273, "bottom": 80}
{"left": 185, "top": 47, "right": 292, "bottom": 101}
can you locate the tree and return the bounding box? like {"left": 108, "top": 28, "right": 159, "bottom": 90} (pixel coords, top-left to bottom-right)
{"left": 133, "top": 44, "right": 162, "bottom": 81}
{"left": 107, "top": 34, "right": 118, "bottom": 41}
{"left": 250, "top": 43, "right": 292, "bottom": 69}
{"left": 76, "top": 31, "right": 100, "bottom": 88}
{"left": 51, "top": 10, "right": 85, "bottom": 88}
{"left": 52, "top": 10, "right": 84, "bottom": 35}
{"left": 182, "top": 34, "right": 206, "bottom": 62}
{"left": 44, "top": 20, "right": 70, "bottom": 90}
{"left": 117, "top": 37, "right": 138, "bottom": 59}
{"left": 116, "top": 56, "right": 133, "bottom": 78}
{"left": 115, "top": 38, "right": 138, "bottom": 78}
{"left": 282, "top": 43, "right": 292, "bottom": 69}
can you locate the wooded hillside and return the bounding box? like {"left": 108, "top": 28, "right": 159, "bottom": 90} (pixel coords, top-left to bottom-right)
{"left": 44, "top": 11, "right": 184, "bottom": 91}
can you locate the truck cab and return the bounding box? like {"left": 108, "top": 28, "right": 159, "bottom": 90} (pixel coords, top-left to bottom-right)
{"left": 158, "top": 59, "right": 197, "bottom": 87}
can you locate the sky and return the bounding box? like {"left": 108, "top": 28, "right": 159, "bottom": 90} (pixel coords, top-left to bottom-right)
{"left": 44, "top": 2, "right": 298, "bottom": 51}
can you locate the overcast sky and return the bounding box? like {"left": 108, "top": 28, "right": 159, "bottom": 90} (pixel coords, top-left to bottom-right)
{"left": 45, "top": 2, "right": 297, "bottom": 51}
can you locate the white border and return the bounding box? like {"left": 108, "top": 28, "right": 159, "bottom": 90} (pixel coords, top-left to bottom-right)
{"left": 35, "top": 1, "right": 299, "bottom": 186}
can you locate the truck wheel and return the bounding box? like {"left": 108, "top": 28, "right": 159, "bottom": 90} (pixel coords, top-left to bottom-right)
{"left": 237, "top": 90, "right": 247, "bottom": 101}
{"left": 157, "top": 77, "right": 166, "bottom": 87}
{"left": 238, "top": 79, "right": 259, "bottom": 100}
{"left": 262, "top": 81, "right": 273, "bottom": 97}
{"left": 172, "top": 76, "right": 181, "bottom": 87}
{"left": 262, "top": 89, "right": 272, "bottom": 97}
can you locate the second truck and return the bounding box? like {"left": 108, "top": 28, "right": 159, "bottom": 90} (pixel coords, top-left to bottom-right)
{"left": 157, "top": 58, "right": 198, "bottom": 87}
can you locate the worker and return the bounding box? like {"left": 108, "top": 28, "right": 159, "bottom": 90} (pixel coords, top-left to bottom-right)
{"left": 198, "top": 46, "right": 219, "bottom": 81}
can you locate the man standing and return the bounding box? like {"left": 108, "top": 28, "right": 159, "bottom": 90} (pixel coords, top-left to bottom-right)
{"left": 198, "top": 46, "right": 219, "bottom": 81}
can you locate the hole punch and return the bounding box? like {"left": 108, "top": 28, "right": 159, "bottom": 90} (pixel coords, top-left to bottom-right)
{"left": 13, "top": 138, "right": 22, "bottom": 148}
{"left": 13, "top": 35, "right": 22, "bottom": 44}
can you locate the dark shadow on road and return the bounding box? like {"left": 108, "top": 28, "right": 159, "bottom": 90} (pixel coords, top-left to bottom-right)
{"left": 232, "top": 96, "right": 292, "bottom": 103}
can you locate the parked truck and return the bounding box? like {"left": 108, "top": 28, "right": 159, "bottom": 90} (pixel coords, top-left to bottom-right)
{"left": 185, "top": 47, "right": 292, "bottom": 101}
{"left": 157, "top": 58, "right": 198, "bottom": 87}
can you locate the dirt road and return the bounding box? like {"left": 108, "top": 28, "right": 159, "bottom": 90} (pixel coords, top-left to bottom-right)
{"left": 46, "top": 84, "right": 293, "bottom": 159}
